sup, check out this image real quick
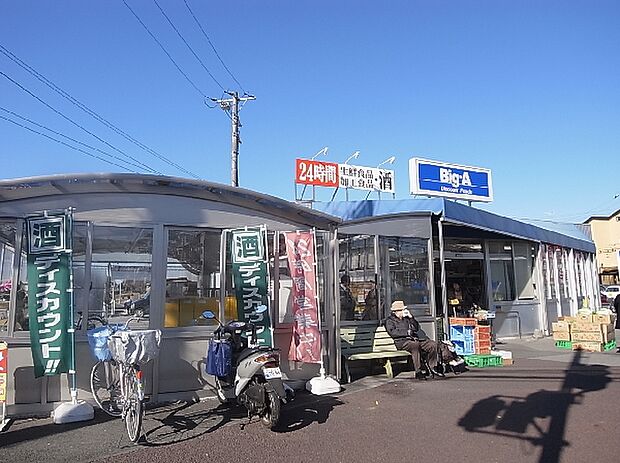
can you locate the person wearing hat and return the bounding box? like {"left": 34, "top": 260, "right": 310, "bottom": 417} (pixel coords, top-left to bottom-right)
{"left": 384, "top": 300, "right": 443, "bottom": 379}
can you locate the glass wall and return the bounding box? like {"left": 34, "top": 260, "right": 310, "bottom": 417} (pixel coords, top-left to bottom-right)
{"left": 489, "top": 242, "right": 515, "bottom": 302}
{"left": 379, "top": 236, "right": 430, "bottom": 318}
{"left": 489, "top": 241, "right": 537, "bottom": 302}
{"left": 338, "top": 234, "right": 377, "bottom": 322}
{"left": 165, "top": 229, "right": 222, "bottom": 328}
{"left": 0, "top": 221, "right": 18, "bottom": 332}
{"left": 90, "top": 226, "right": 152, "bottom": 330}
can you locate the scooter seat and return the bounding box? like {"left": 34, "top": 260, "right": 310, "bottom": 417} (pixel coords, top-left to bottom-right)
{"left": 236, "top": 347, "right": 264, "bottom": 363}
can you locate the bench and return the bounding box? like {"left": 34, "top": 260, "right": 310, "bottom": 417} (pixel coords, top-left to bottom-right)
{"left": 340, "top": 325, "right": 411, "bottom": 383}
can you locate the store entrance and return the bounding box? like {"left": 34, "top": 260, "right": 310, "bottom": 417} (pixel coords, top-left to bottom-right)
{"left": 444, "top": 259, "right": 486, "bottom": 317}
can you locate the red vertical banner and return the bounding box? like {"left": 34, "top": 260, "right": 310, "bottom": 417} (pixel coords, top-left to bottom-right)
{"left": 284, "top": 231, "right": 322, "bottom": 363}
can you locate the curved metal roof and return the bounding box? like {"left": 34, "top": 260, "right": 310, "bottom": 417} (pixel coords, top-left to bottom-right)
{"left": 0, "top": 173, "right": 340, "bottom": 228}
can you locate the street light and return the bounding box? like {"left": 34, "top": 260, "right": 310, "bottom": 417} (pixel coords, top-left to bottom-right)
{"left": 344, "top": 151, "right": 360, "bottom": 201}
{"left": 300, "top": 147, "right": 329, "bottom": 203}
{"left": 365, "top": 155, "right": 396, "bottom": 200}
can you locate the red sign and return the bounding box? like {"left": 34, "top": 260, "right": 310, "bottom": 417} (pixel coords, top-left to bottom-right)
{"left": 0, "top": 342, "right": 7, "bottom": 402}
{"left": 295, "top": 158, "right": 339, "bottom": 187}
{"left": 284, "top": 231, "right": 322, "bottom": 363}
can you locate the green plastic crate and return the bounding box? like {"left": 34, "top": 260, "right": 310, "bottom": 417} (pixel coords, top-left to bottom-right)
{"left": 555, "top": 340, "right": 572, "bottom": 350}
{"left": 464, "top": 354, "right": 503, "bottom": 368}
{"left": 603, "top": 340, "right": 617, "bottom": 351}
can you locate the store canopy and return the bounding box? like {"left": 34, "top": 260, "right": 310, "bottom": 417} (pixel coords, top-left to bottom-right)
{"left": 314, "top": 198, "right": 595, "bottom": 253}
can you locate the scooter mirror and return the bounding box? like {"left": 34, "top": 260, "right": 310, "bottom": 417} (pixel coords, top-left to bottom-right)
{"left": 254, "top": 305, "right": 268, "bottom": 314}
{"left": 201, "top": 310, "right": 216, "bottom": 319}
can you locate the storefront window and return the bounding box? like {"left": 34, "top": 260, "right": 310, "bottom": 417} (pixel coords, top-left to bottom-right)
{"left": 489, "top": 242, "right": 515, "bottom": 302}
{"left": 91, "top": 226, "right": 152, "bottom": 330}
{"left": 338, "top": 234, "right": 377, "bottom": 322}
{"left": 379, "top": 236, "right": 430, "bottom": 317}
{"left": 0, "top": 222, "right": 17, "bottom": 332}
{"left": 165, "top": 229, "right": 221, "bottom": 328}
{"left": 514, "top": 242, "right": 535, "bottom": 299}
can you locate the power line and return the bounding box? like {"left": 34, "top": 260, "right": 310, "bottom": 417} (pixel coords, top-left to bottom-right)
{"left": 182, "top": 0, "right": 246, "bottom": 94}
{"left": 121, "top": 0, "right": 208, "bottom": 99}
{"left": 0, "top": 106, "right": 148, "bottom": 172}
{"left": 0, "top": 70, "right": 159, "bottom": 174}
{"left": 152, "top": 0, "right": 225, "bottom": 92}
{"left": 0, "top": 113, "right": 135, "bottom": 172}
{"left": 0, "top": 43, "right": 201, "bottom": 179}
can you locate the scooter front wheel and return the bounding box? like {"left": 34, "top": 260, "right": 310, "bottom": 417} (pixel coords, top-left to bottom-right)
{"left": 260, "top": 390, "right": 281, "bottom": 429}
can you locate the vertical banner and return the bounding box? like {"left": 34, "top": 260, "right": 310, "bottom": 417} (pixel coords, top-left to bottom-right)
{"left": 284, "top": 231, "right": 321, "bottom": 363}
{"left": 0, "top": 342, "right": 7, "bottom": 403}
{"left": 230, "top": 227, "right": 274, "bottom": 347}
{"left": 26, "top": 214, "right": 72, "bottom": 377}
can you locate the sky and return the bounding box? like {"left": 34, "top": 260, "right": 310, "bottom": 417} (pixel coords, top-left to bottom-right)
{"left": 1, "top": 1, "right": 619, "bottom": 223}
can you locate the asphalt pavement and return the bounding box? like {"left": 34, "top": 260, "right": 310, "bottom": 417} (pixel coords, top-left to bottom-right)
{"left": 2, "top": 335, "right": 620, "bottom": 463}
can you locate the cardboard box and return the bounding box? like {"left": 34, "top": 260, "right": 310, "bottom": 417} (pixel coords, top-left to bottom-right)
{"left": 571, "top": 341, "right": 603, "bottom": 352}
{"left": 502, "top": 358, "right": 514, "bottom": 366}
{"left": 552, "top": 321, "right": 571, "bottom": 332}
{"left": 571, "top": 330, "right": 615, "bottom": 343}
{"left": 571, "top": 322, "right": 604, "bottom": 333}
{"left": 552, "top": 331, "right": 571, "bottom": 341}
{"left": 592, "top": 313, "right": 616, "bottom": 325}
{"left": 559, "top": 316, "right": 578, "bottom": 323}
{"left": 576, "top": 313, "right": 594, "bottom": 322}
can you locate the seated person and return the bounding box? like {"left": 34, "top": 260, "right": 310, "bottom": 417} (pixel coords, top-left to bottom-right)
{"left": 384, "top": 300, "right": 444, "bottom": 379}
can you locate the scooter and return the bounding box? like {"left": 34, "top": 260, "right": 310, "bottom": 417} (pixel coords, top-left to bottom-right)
{"left": 202, "top": 306, "right": 291, "bottom": 429}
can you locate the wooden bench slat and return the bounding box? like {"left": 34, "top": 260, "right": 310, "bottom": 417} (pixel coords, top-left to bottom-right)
{"left": 340, "top": 325, "right": 411, "bottom": 383}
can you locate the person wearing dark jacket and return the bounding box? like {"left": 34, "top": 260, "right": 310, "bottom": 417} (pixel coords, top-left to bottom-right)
{"left": 384, "top": 300, "right": 443, "bottom": 379}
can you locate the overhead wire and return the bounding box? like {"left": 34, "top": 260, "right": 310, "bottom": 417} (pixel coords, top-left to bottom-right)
{"left": 0, "top": 106, "right": 147, "bottom": 172}
{"left": 0, "top": 113, "right": 134, "bottom": 172}
{"left": 0, "top": 43, "right": 201, "bottom": 179}
{"left": 182, "top": 0, "right": 246, "bottom": 94}
{"left": 121, "top": 0, "right": 208, "bottom": 99}
{"left": 0, "top": 70, "right": 160, "bottom": 174}
{"left": 152, "top": 0, "right": 225, "bottom": 92}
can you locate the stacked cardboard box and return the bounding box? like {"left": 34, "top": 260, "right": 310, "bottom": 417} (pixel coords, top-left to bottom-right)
{"left": 552, "top": 313, "right": 616, "bottom": 352}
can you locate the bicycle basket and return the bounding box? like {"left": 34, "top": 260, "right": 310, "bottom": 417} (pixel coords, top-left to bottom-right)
{"left": 108, "top": 329, "right": 162, "bottom": 365}
{"left": 87, "top": 325, "right": 115, "bottom": 362}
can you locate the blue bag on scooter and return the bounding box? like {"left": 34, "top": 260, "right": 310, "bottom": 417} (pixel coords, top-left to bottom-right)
{"left": 206, "top": 339, "right": 232, "bottom": 377}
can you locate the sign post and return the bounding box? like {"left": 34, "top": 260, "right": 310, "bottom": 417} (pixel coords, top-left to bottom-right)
{"left": 26, "top": 209, "right": 93, "bottom": 424}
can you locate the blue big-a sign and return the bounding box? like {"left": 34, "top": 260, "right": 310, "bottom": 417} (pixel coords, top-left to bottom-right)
{"left": 409, "top": 158, "right": 493, "bottom": 202}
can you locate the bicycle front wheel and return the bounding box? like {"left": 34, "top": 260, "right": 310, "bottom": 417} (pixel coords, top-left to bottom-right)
{"left": 124, "top": 368, "right": 144, "bottom": 443}
{"left": 90, "top": 361, "right": 122, "bottom": 417}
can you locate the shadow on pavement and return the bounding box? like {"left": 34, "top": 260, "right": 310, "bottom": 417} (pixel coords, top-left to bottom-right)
{"left": 457, "top": 349, "right": 611, "bottom": 463}
{"left": 141, "top": 401, "right": 246, "bottom": 447}
{"left": 274, "top": 395, "right": 344, "bottom": 433}
{"left": 0, "top": 412, "right": 116, "bottom": 448}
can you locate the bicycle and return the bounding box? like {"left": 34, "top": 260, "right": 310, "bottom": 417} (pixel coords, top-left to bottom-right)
{"left": 87, "top": 316, "right": 161, "bottom": 442}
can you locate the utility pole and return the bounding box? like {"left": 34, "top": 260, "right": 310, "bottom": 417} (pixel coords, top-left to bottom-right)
{"left": 212, "top": 91, "right": 256, "bottom": 187}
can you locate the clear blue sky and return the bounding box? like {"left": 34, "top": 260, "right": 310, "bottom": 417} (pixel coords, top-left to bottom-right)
{"left": 1, "top": 1, "right": 619, "bottom": 223}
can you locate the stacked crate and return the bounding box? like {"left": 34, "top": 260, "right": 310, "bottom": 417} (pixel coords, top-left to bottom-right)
{"left": 474, "top": 325, "right": 492, "bottom": 354}
{"left": 552, "top": 313, "right": 617, "bottom": 352}
{"left": 448, "top": 317, "right": 476, "bottom": 356}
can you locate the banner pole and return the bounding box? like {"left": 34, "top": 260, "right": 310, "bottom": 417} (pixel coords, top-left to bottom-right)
{"left": 66, "top": 208, "right": 77, "bottom": 404}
